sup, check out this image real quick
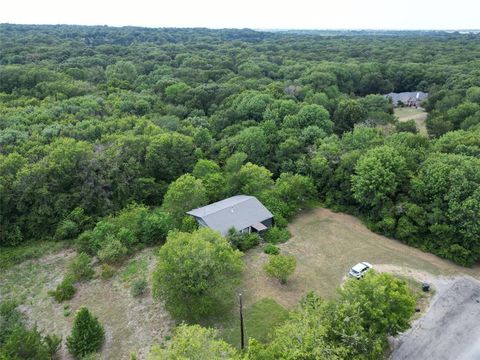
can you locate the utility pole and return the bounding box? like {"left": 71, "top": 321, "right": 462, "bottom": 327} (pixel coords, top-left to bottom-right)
{"left": 239, "top": 293, "right": 245, "bottom": 349}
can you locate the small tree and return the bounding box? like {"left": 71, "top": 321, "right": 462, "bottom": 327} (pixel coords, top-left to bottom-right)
{"left": 67, "top": 307, "right": 104, "bottom": 359}
{"left": 67, "top": 253, "right": 94, "bottom": 281}
{"left": 151, "top": 228, "right": 244, "bottom": 320}
{"left": 162, "top": 174, "right": 208, "bottom": 227}
{"left": 149, "top": 324, "right": 237, "bottom": 359}
{"left": 264, "top": 254, "right": 296, "bottom": 284}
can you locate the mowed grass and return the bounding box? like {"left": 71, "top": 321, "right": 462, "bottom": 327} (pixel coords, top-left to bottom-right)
{"left": 394, "top": 107, "right": 428, "bottom": 135}
{"left": 240, "top": 208, "right": 480, "bottom": 309}
{"left": 221, "top": 298, "right": 289, "bottom": 348}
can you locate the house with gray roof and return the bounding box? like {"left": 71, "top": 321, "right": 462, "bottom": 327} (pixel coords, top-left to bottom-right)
{"left": 386, "top": 91, "right": 428, "bottom": 107}
{"left": 186, "top": 195, "right": 273, "bottom": 236}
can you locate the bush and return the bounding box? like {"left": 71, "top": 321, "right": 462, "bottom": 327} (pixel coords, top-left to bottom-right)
{"left": 131, "top": 278, "right": 148, "bottom": 297}
{"left": 238, "top": 233, "right": 260, "bottom": 251}
{"left": 44, "top": 333, "right": 62, "bottom": 358}
{"left": 67, "top": 253, "right": 94, "bottom": 281}
{"left": 100, "top": 264, "right": 116, "bottom": 279}
{"left": 55, "top": 219, "right": 79, "bottom": 241}
{"left": 97, "top": 235, "right": 128, "bottom": 263}
{"left": 264, "top": 243, "right": 280, "bottom": 255}
{"left": 75, "top": 230, "right": 95, "bottom": 256}
{"left": 441, "top": 244, "right": 474, "bottom": 267}
{"left": 49, "top": 277, "right": 76, "bottom": 302}
{"left": 141, "top": 210, "right": 172, "bottom": 244}
{"left": 180, "top": 215, "right": 198, "bottom": 232}
{"left": 149, "top": 324, "right": 237, "bottom": 359}
{"left": 264, "top": 254, "right": 296, "bottom": 284}
{"left": 67, "top": 307, "right": 105, "bottom": 359}
{"left": 226, "top": 228, "right": 260, "bottom": 251}
{"left": 0, "top": 301, "right": 24, "bottom": 346}
{"left": 396, "top": 120, "right": 418, "bottom": 133}
{"left": 264, "top": 227, "right": 291, "bottom": 244}
{"left": 0, "top": 326, "right": 50, "bottom": 360}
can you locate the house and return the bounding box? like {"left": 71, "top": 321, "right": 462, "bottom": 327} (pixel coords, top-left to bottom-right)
{"left": 186, "top": 195, "right": 274, "bottom": 236}
{"left": 385, "top": 91, "right": 428, "bottom": 107}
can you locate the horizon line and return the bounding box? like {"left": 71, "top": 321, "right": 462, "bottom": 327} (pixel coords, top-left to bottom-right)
{"left": 1, "top": 23, "right": 480, "bottom": 32}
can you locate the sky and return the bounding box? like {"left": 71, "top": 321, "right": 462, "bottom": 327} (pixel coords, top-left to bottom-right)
{"left": 1, "top": 0, "right": 479, "bottom": 30}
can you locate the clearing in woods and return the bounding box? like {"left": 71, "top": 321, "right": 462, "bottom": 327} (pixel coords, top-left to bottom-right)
{"left": 2, "top": 208, "right": 480, "bottom": 358}
{"left": 394, "top": 107, "right": 428, "bottom": 135}
{"left": 240, "top": 208, "right": 480, "bottom": 309}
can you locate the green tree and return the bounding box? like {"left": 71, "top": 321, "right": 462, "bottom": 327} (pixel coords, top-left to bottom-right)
{"left": 145, "top": 133, "right": 197, "bottom": 183}
{"left": 232, "top": 163, "right": 274, "bottom": 197}
{"left": 264, "top": 254, "right": 296, "bottom": 284}
{"left": 151, "top": 228, "right": 243, "bottom": 320}
{"left": 0, "top": 326, "right": 50, "bottom": 360}
{"left": 352, "top": 146, "right": 408, "bottom": 208}
{"left": 162, "top": 174, "right": 208, "bottom": 226}
{"left": 336, "top": 272, "right": 416, "bottom": 336}
{"left": 106, "top": 61, "right": 137, "bottom": 89}
{"left": 234, "top": 127, "right": 269, "bottom": 166}
{"left": 148, "top": 324, "right": 238, "bottom": 360}
{"left": 66, "top": 307, "right": 105, "bottom": 359}
{"left": 333, "top": 99, "right": 367, "bottom": 134}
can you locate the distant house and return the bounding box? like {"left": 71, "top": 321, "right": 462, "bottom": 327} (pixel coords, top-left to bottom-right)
{"left": 186, "top": 195, "right": 273, "bottom": 236}
{"left": 386, "top": 91, "right": 428, "bottom": 107}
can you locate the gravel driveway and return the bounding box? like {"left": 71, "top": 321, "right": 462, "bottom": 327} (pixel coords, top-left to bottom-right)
{"left": 391, "top": 276, "right": 480, "bottom": 360}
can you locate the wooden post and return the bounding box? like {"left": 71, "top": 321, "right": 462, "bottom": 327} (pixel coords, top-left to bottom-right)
{"left": 239, "top": 293, "right": 245, "bottom": 349}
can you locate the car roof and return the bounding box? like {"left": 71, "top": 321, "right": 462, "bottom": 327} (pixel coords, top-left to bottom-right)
{"left": 352, "top": 263, "right": 368, "bottom": 272}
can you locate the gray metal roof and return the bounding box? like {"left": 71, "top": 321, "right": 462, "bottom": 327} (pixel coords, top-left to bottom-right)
{"left": 386, "top": 91, "right": 428, "bottom": 105}
{"left": 186, "top": 195, "right": 273, "bottom": 235}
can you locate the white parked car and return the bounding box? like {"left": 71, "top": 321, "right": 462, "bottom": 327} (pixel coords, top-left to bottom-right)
{"left": 348, "top": 262, "right": 373, "bottom": 279}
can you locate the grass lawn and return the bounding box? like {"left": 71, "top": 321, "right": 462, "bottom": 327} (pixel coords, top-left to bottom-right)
{"left": 394, "top": 107, "right": 428, "bottom": 135}
{"left": 0, "top": 240, "right": 69, "bottom": 271}
{"left": 240, "top": 208, "right": 480, "bottom": 309}
{"left": 220, "top": 298, "right": 289, "bottom": 348}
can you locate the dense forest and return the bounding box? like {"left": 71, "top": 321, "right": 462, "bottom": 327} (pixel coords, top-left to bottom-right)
{"left": 1, "top": 24, "right": 480, "bottom": 359}
{"left": 1, "top": 24, "right": 480, "bottom": 266}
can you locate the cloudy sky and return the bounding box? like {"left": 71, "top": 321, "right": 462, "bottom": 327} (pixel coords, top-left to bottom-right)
{"left": 1, "top": 0, "right": 479, "bottom": 29}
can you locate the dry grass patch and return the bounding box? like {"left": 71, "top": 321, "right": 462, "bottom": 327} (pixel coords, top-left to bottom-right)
{"left": 0, "top": 247, "right": 172, "bottom": 360}
{"left": 240, "top": 208, "right": 480, "bottom": 310}
{"left": 394, "top": 107, "right": 428, "bottom": 135}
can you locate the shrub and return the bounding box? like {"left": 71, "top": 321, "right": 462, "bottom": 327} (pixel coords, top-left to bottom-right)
{"left": 0, "top": 301, "right": 24, "bottom": 346}
{"left": 264, "top": 243, "right": 280, "bottom": 255}
{"left": 149, "top": 324, "right": 237, "bottom": 359}
{"left": 75, "top": 230, "right": 95, "bottom": 255}
{"left": 226, "top": 228, "right": 260, "bottom": 251}
{"left": 264, "top": 254, "right": 296, "bottom": 284}
{"left": 238, "top": 233, "right": 260, "bottom": 251}
{"left": 67, "top": 253, "right": 94, "bottom": 281}
{"left": 141, "top": 210, "right": 172, "bottom": 244}
{"left": 49, "top": 277, "right": 76, "bottom": 302}
{"left": 100, "top": 264, "right": 116, "bottom": 279}
{"left": 0, "top": 326, "right": 50, "bottom": 360}
{"left": 264, "top": 227, "right": 291, "bottom": 244}
{"left": 55, "top": 219, "right": 79, "bottom": 241}
{"left": 180, "top": 215, "right": 198, "bottom": 232}
{"left": 97, "top": 235, "right": 128, "bottom": 263}
{"left": 67, "top": 307, "right": 105, "bottom": 359}
{"left": 396, "top": 120, "right": 418, "bottom": 133}
{"left": 44, "top": 333, "right": 62, "bottom": 358}
{"left": 131, "top": 278, "right": 148, "bottom": 297}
